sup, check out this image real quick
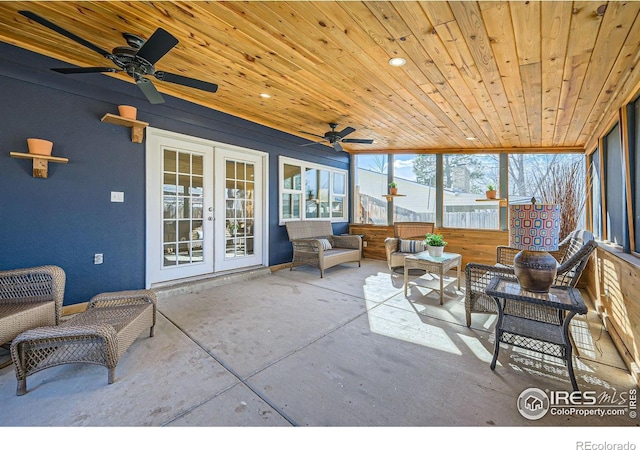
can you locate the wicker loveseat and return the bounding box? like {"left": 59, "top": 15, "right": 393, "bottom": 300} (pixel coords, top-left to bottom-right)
{"left": 285, "top": 220, "right": 362, "bottom": 278}
{"left": 0, "top": 265, "right": 65, "bottom": 367}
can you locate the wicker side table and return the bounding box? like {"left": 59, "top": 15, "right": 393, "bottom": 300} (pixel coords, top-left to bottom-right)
{"left": 404, "top": 251, "right": 462, "bottom": 305}
{"left": 485, "top": 276, "right": 587, "bottom": 391}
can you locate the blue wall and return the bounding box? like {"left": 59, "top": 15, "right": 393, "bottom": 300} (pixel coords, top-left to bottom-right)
{"left": 0, "top": 43, "right": 350, "bottom": 305}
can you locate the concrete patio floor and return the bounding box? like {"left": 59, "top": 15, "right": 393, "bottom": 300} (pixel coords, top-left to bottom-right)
{"left": 0, "top": 259, "right": 637, "bottom": 444}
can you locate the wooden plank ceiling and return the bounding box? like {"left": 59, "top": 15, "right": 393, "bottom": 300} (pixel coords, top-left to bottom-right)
{"left": 0, "top": 1, "right": 638, "bottom": 153}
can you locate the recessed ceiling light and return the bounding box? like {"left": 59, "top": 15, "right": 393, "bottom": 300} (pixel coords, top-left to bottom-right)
{"left": 466, "top": 136, "right": 477, "bottom": 141}
{"left": 259, "top": 93, "right": 271, "bottom": 98}
{"left": 388, "top": 57, "right": 406, "bottom": 67}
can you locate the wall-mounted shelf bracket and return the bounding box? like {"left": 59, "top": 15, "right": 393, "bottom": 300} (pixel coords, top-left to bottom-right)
{"left": 10, "top": 152, "right": 68, "bottom": 178}
{"left": 101, "top": 113, "right": 149, "bottom": 143}
{"left": 382, "top": 194, "right": 406, "bottom": 201}
{"left": 476, "top": 198, "right": 508, "bottom": 207}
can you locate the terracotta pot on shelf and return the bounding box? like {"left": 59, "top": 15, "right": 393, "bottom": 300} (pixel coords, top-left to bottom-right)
{"left": 27, "top": 138, "right": 53, "bottom": 156}
{"left": 389, "top": 187, "right": 398, "bottom": 195}
{"left": 118, "top": 105, "right": 137, "bottom": 120}
{"left": 485, "top": 190, "right": 497, "bottom": 199}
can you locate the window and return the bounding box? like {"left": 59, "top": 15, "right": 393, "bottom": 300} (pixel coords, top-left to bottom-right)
{"left": 354, "top": 154, "right": 437, "bottom": 225}
{"left": 279, "top": 156, "right": 348, "bottom": 223}
{"left": 354, "top": 154, "right": 389, "bottom": 224}
{"left": 509, "top": 153, "right": 586, "bottom": 239}
{"left": 281, "top": 163, "right": 301, "bottom": 220}
{"left": 604, "top": 122, "right": 625, "bottom": 246}
{"left": 392, "top": 154, "right": 437, "bottom": 223}
{"left": 443, "top": 154, "right": 499, "bottom": 229}
{"left": 590, "top": 148, "right": 603, "bottom": 239}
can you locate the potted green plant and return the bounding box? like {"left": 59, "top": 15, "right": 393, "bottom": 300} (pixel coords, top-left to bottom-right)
{"left": 389, "top": 181, "right": 398, "bottom": 195}
{"left": 228, "top": 222, "right": 239, "bottom": 235}
{"left": 486, "top": 184, "right": 497, "bottom": 199}
{"left": 424, "top": 233, "right": 447, "bottom": 257}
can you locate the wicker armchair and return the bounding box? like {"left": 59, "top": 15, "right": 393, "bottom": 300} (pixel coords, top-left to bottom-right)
{"left": 464, "top": 230, "right": 598, "bottom": 327}
{"left": 384, "top": 222, "right": 435, "bottom": 271}
{"left": 0, "top": 265, "right": 65, "bottom": 366}
{"left": 285, "top": 220, "right": 362, "bottom": 278}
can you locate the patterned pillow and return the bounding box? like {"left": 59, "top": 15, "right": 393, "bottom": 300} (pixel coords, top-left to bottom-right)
{"left": 399, "top": 239, "right": 426, "bottom": 253}
{"left": 316, "top": 238, "right": 333, "bottom": 250}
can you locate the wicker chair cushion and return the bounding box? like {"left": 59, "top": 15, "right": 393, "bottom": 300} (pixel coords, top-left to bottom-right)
{"left": 399, "top": 239, "right": 426, "bottom": 253}
{"left": 317, "top": 238, "right": 333, "bottom": 250}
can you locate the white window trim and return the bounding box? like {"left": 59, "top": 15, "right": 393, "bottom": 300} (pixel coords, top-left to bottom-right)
{"left": 279, "top": 156, "right": 348, "bottom": 225}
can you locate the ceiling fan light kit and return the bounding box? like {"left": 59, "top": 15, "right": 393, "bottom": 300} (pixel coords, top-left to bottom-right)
{"left": 18, "top": 10, "right": 219, "bottom": 105}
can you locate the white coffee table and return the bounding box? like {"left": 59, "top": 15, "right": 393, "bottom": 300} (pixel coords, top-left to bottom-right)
{"left": 404, "top": 251, "right": 462, "bottom": 305}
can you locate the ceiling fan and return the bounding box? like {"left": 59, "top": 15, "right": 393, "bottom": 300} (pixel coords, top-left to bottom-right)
{"left": 18, "top": 10, "right": 219, "bottom": 104}
{"left": 301, "top": 123, "right": 374, "bottom": 152}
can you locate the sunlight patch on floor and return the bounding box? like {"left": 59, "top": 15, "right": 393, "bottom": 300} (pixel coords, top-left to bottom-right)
{"left": 361, "top": 272, "right": 404, "bottom": 306}
{"left": 363, "top": 273, "right": 462, "bottom": 354}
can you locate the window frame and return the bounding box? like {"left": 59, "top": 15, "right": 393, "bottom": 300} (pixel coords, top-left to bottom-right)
{"left": 603, "top": 121, "right": 626, "bottom": 249}
{"left": 278, "top": 156, "right": 348, "bottom": 225}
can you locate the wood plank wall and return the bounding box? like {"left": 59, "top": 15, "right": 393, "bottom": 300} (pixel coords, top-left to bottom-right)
{"left": 348, "top": 224, "right": 509, "bottom": 267}
{"left": 582, "top": 248, "right": 640, "bottom": 385}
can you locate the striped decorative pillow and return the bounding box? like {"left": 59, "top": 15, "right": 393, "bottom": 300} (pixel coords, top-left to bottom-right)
{"left": 317, "top": 238, "right": 333, "bottom": 250}
{"left": 399, "top": 239, "right": 426, "bottom": 253}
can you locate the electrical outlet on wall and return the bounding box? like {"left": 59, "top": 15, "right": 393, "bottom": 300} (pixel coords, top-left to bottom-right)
{"left": 94, "top": 253, "right": 103, "bottom": 264}
{"left": 111, "top": 191, "right": 124, "bottom": 202}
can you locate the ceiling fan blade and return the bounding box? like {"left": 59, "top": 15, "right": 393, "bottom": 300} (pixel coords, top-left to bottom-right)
{"left": 51, "top": 66, "right": 118, "bottom": 74}
{"left": 154, "top": 71, "right": 218, "bottom": 93}
{"left": 135, "top": 28, "right": 178, "bottom": 65}
{"left": 136, "top": 77, "right": 164, "bottom": 104}
{"left": 332, "top": 141, "right": 344, "bottom": 152}
{"left": 341, "top": 138, "right": 374, "bottom": 144}
{"left": 19, "top": 11, "right": 112, "bottom": 58}
{"left": 300, "top": 131, "right": 326, "bottom": 139}
{"left": 300, "top": 141, "right": 323, "bottom": 147}
{"left": 338, "top": 126, "right": 356, "bottom": 138}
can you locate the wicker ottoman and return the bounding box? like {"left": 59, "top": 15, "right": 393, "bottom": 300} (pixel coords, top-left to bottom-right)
{"left": 10, "top": 289, "right": 156, "bottom": 396}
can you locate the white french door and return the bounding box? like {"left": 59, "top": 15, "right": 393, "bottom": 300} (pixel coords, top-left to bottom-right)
{"left": 215, "top": 147, "right": 264, "bottom": 271}
{"left": 146, "top": 129, "right": 214, "bottom": 285}
{"left": 145, "top": 128, "right": 267, "bottom": 287}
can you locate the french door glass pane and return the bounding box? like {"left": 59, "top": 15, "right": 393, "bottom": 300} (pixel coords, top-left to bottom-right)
{"left": 163, "top": 149, "right": 205, "bottom": 267}
{"left": 226, "top": 159, "right": 255, "bottom": 258}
